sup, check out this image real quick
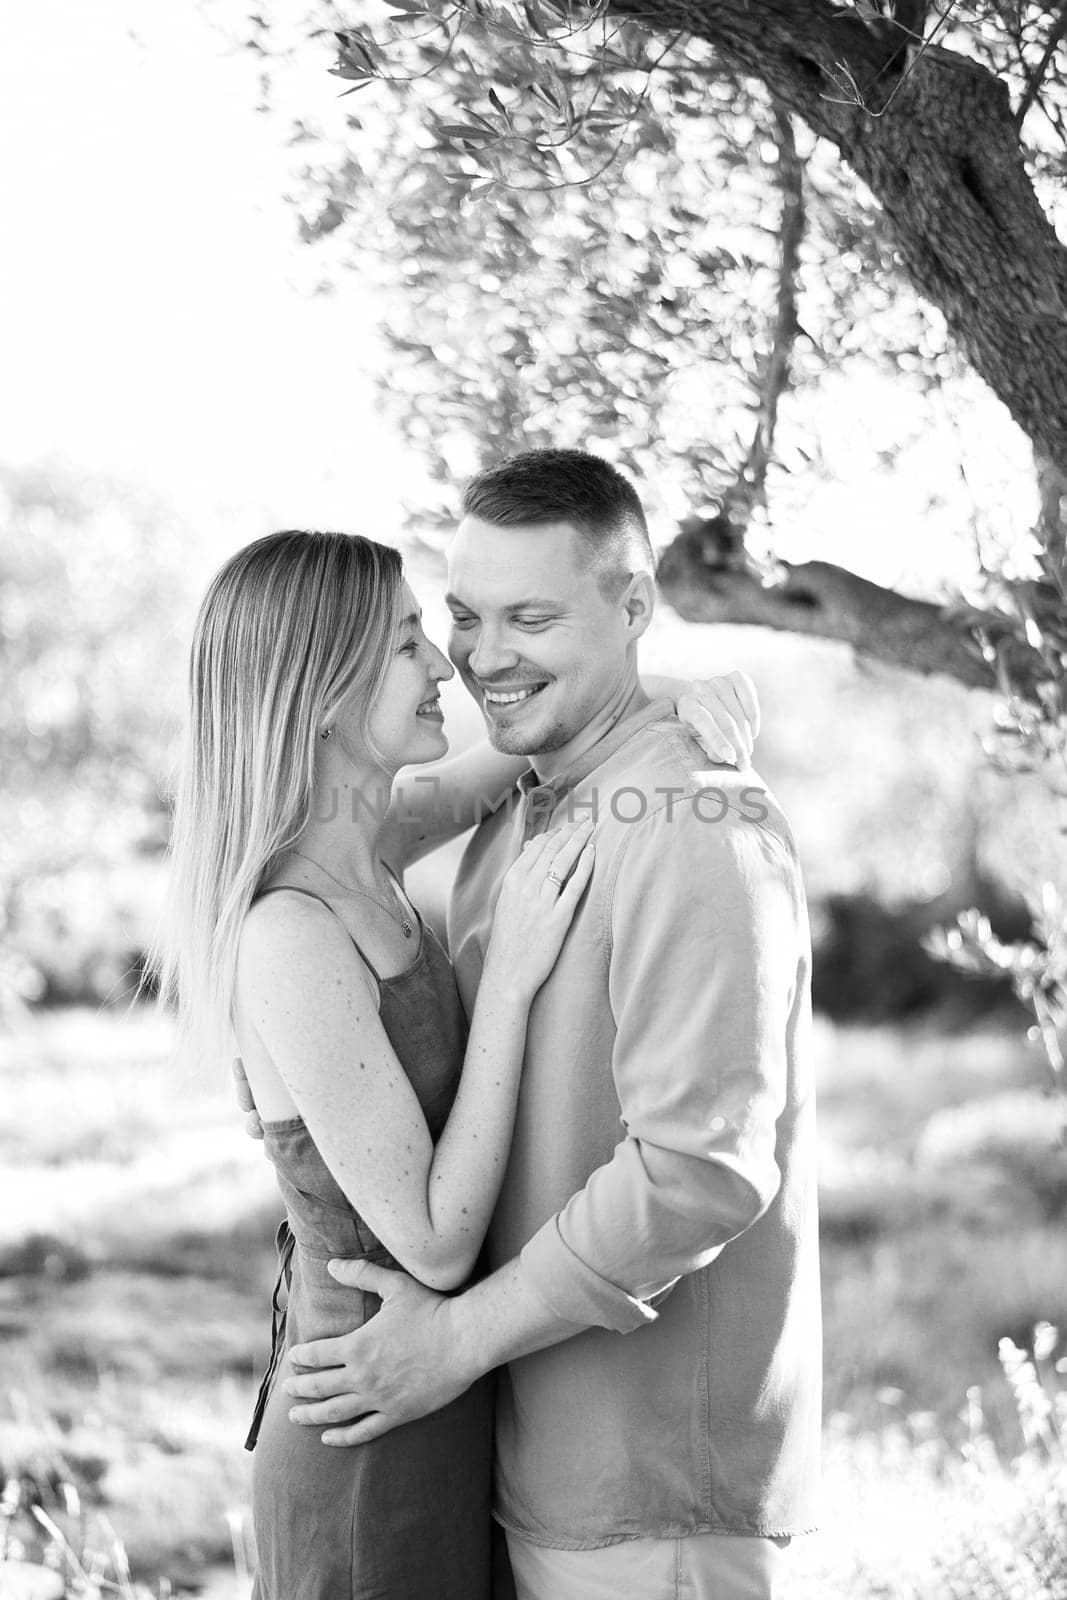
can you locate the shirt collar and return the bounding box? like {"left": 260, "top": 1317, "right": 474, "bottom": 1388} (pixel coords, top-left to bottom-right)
{"left": 516, "top": 695, "right": 676, "bottom": 806}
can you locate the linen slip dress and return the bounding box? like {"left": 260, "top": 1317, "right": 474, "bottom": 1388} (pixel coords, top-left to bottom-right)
{"left": 244, "top": 884, "right": 494, "bottom": 1600}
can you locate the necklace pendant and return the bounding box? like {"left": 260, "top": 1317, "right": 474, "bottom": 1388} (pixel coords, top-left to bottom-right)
{"left": 402, "top": 919, "right": 413, "bottom": 938}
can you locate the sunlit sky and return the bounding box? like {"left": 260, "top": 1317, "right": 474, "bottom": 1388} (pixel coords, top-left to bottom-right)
{"left": 0, "top": 0, "right": 1040, "bottom": 602}
{"left": 0, "top": 2, "right": 425, "bottom": 545}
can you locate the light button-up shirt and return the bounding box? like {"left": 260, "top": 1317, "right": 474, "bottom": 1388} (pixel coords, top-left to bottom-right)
{"left": 448, "top": 698, "right": 821, "bottom": 1547}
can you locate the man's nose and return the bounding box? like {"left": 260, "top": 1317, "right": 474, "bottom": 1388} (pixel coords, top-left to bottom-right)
{"left": 468, "top": 630, "right": 518, "bottom": 679}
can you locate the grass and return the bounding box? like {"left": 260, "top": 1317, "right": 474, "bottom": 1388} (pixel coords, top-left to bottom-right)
{"left": 3, "top": 1342, "right": 1064, "bottom": 1600}
{"left": 790, "top": 1363, "right": 1067, "bottom": 1600}
{"left": 0, "top": 1008, "right": 272, "bottom": 1595}
{"left": 0, "top": 1003, "right": 1065, "bottom": 1595}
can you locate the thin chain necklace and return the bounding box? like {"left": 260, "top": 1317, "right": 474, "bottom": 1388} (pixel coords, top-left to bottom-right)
{"left": 287, "top": 848, "right": 415, "bottom": 939}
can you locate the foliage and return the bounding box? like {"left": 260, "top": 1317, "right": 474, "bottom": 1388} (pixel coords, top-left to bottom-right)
{"left": 915, "top": 1331, "right": 1067, "bottom": 1600}
{"left": 0, "top": 468, "right": 192, "bottom": 1015}
{"left": 0, "top": 1398, "right": 249, "bottom": 1598}
{"left": 262, "top": 2, "right": 961, "bottom": 524}
{"left": 928, "top": 884, "right": 1067, "bottom": 1105}
{"left": 239, "top": 0, "right": 1066, "bottom": 502}
{"left": 814, "top": 878, "right": 1031, "bottom": 1023}
{"left": 928, "top": 532, "right": 1067, "bottom": 1104}
{"left": 793, "top": 1334, "right": 1067, "bottom": 1600}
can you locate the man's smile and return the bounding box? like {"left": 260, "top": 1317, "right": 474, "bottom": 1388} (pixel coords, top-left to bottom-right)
{"left": 479, "top": 682, "right": 551, "bottom": 709}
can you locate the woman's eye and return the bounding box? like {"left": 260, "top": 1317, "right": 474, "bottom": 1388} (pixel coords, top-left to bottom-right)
{"left": 399, "top": 640, "right": 419, "bottom": 655}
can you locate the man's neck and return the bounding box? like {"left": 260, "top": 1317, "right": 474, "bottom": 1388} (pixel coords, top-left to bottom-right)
{"left": 529, "top": 674, "right": 650, "bottom": 784}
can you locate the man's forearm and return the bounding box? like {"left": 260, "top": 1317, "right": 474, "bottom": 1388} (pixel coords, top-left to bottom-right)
{"left": 444, "top": 1255, "right": 590, "bottom": 1379}
{"left": 281, "top": 1254, "right": 590, "bottom": 1446}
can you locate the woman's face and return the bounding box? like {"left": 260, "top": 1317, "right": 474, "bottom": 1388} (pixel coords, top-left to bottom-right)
{"left": 357, "top": 581, "right": 454, "bottom": 772}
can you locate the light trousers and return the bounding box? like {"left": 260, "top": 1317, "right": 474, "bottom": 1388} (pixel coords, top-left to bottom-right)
{"left": 505, "top": 1528, "right": 792, "bottom": 1600}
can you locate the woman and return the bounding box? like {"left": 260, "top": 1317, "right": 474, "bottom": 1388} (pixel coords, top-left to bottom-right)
{"left": 155, "top": 528, "right": 757, "bottom": 1600}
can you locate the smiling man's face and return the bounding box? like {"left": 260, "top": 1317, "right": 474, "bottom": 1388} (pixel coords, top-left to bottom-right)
{"left": 445, "top": 515, "right": 649, "bottom": 758}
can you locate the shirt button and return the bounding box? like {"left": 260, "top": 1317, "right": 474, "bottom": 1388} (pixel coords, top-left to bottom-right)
{"left": 709, "top": 1116, "right": 727, "bottom": 1133}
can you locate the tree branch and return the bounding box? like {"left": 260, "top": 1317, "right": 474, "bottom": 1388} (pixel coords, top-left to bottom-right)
{"left": 888, "top": 0, "right": 928, "bottom": 68}
{"left": 655, "top": 517, "right": 1045, "bottom": 694}
{"left": 726, "top": 101, "right": 805, "bottom": 522}
{"left": 1013, "top": 2, "right": 1067, "bottom": 131}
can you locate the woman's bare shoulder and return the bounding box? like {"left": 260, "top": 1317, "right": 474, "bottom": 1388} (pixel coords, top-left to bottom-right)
{"left": 237, "top": 887, "right": 352, "bottom": 980}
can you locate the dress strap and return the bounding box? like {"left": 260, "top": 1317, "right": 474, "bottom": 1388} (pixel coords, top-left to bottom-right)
{"left": 253, "top": 885, "right": 383, "bottom": 984}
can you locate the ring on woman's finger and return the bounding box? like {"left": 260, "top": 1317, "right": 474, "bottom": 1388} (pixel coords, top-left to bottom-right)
{"left": 546, "top": 870, "right": 565, "bottom": 889}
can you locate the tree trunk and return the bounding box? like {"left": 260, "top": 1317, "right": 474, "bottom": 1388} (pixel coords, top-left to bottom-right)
{"left": 655, "top": 517, "right": 1047, "bottom": 695}
{"left": 610, "top": 0, "right": 1067, "bottom": 475}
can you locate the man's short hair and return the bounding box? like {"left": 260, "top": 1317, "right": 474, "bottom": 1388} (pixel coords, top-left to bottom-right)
{"left": 461, "top": 448, "right": 654, "bottom": 597}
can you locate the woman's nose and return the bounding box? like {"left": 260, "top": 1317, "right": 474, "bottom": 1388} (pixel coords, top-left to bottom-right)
{"left": 431, "top": 642, "right": 454, "bottom": 681}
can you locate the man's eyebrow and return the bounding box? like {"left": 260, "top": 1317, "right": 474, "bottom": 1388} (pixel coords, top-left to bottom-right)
{"left": 443, "top": 593, "right": 563, "bottom": 610}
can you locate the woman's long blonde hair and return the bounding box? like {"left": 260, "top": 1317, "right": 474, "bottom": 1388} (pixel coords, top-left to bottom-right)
{"left": 149, "top": 529, "right": 404, "bottom": 1068}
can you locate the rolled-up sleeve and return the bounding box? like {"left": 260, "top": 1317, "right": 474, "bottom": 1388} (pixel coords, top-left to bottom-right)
{"left": 519, "top": 798, "right": 803, "bottom": 1331}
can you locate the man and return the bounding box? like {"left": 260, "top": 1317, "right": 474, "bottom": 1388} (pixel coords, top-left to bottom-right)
{"left": 273, "top": 449, "right": 820, "bottom": 1599}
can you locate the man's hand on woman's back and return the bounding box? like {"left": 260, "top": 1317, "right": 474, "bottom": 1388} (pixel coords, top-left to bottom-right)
{"left": 232, "top": 1056, "right": 264, "bottom": 1140}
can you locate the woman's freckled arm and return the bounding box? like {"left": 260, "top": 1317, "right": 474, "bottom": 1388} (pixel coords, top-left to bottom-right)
{"left": 243, "top": 890, "right": 537, "bottom": 1290}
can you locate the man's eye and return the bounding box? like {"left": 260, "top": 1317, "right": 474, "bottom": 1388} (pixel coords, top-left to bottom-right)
{"left": 449, "top": 615, "right": 476, "bottom": 630}
{"left": 515, "top": 618, "right": 553, "bottom": 629}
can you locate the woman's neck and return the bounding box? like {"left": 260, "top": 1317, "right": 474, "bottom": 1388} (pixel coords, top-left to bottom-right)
{"left": 291, "top": 765, "right": 396, "bottom": 887}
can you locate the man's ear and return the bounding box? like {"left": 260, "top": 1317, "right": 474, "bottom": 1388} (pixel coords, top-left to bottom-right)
{"left": 620, "top": 571, "right": 656, "bottom": 640}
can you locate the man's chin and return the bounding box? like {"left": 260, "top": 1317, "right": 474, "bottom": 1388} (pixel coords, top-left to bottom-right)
{"left": 486, "top": 725, "right": 540, "bottom": 756}
{"left": 486, "top": 717, "right": 572, "bottom": 757}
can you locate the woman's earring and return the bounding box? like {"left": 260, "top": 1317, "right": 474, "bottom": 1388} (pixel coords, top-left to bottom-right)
{"left": 320, "top": 727, "right": 332, "bottom": 742}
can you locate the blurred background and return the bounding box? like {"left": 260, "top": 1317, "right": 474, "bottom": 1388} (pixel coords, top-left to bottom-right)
{"left": 2, "top": 3, "right": 1066, "bottom": 1597}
